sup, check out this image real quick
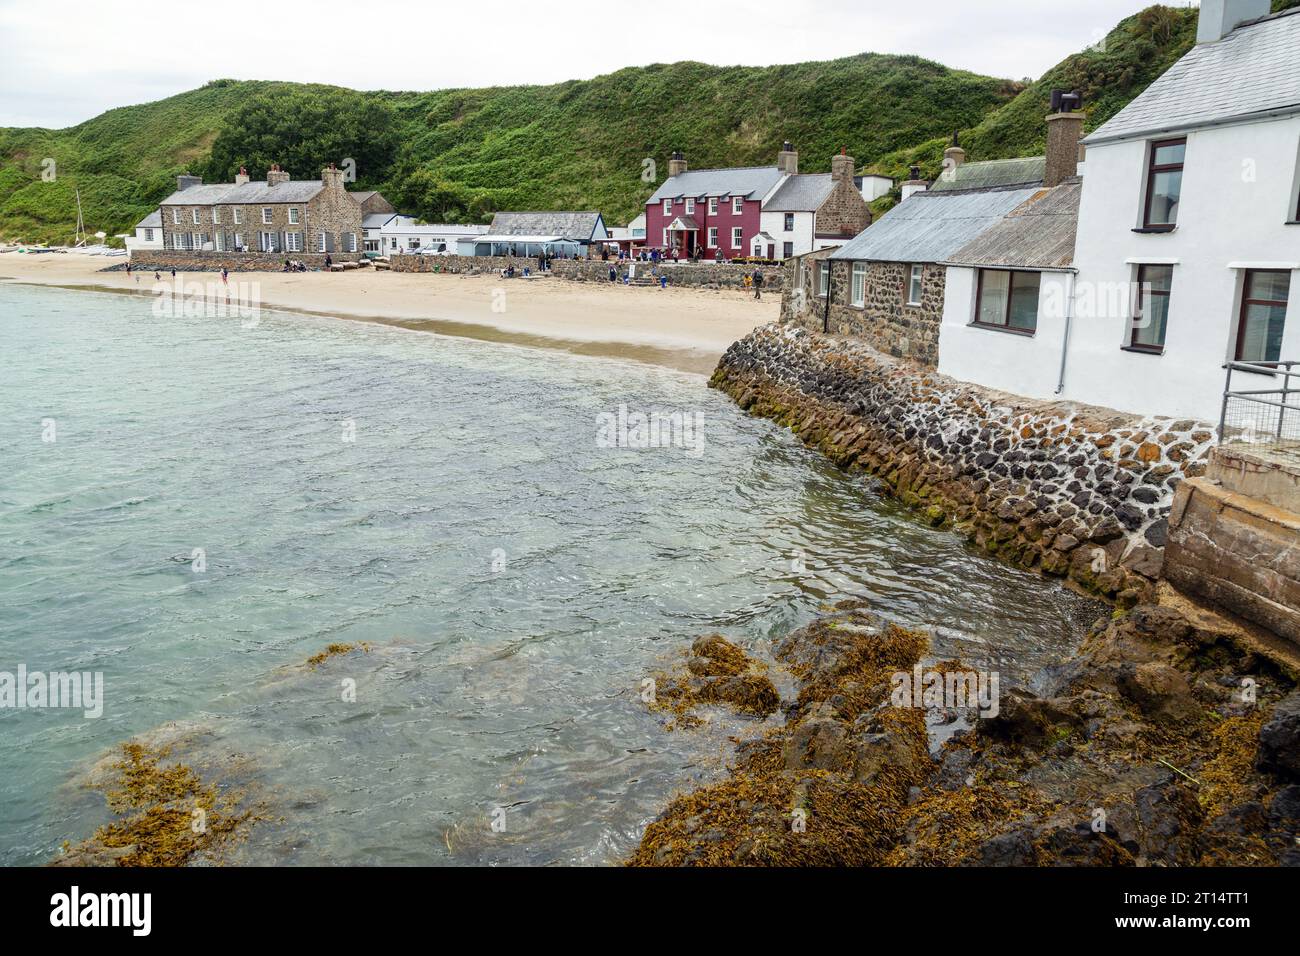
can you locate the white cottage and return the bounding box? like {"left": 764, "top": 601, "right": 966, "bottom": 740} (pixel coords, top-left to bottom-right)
{"left": 125, "top": 211, "right": 163, "bottom": 253}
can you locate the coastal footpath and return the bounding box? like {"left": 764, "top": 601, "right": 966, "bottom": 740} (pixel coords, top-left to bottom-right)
{"left": 710, "top": 324, "right": 1218, "bottom": 602}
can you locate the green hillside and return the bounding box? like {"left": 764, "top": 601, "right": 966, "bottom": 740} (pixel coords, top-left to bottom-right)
{"left": 2, "top": 2, "right": 1291, "bottom": 244}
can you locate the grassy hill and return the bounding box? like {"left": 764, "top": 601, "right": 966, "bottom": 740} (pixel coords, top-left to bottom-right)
{"left": 2, "top": 2, "right": 1291, "bottom": 244}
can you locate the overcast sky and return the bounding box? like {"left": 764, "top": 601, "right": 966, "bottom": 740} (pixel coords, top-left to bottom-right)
{"left": 0, "top": 0, "right": 1177, "bottom": 129}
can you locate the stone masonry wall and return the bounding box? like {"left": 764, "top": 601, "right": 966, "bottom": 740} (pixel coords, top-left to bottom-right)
{"left": 781, "top": 253, "right": 944, "bottom": 365}
{"left": 711, "top": 324, "right": 1217, "bottom": 602}
{"left": 389, "top": 254, "right": 785, "bottom": 291}
{"left": 815, "top": 178, "right": 873, "bottom": 239}
{"left": 128, "top": 250, "right": 362, "bottom": 272}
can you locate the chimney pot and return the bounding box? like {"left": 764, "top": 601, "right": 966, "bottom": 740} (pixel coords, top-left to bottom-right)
{"left": 266, "top": 164, "right": 290, "bottom": 187}
{"left": 234, "top": 166, "right": 250, "bottom": 186}
{"left": 667, "top": 150, "right": 688, "bottom": 178}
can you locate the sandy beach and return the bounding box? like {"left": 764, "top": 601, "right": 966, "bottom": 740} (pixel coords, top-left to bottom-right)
{"left": 0, "top": 252, "right": 778, "bottom": 374}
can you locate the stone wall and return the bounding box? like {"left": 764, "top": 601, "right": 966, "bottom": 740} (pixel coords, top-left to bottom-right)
{"left": 1165, "top": 447, "right": 1300, "bottom": 643}
{"left": 711, "top": 324, "right": 1217, "bottom": 601}
{"left": 389, "top": 254, "right": 785, "bottom": 291}
{"left": 781, "top": 252, "right": 944, "bottom": 365}
{"left": 815, "top": 176, "right": 873, "bottom": 239}
{"left": 128, "top": 250, "right": 363, "bottom": 272}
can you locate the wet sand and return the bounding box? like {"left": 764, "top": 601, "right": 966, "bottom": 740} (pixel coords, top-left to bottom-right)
{"left": 0, "top": 252, "right": 778, "bottom": 374}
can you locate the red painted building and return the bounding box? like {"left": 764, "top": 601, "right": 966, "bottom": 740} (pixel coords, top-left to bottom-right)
{"left": 644, "top": 150, "right": 788, "bottom": 259}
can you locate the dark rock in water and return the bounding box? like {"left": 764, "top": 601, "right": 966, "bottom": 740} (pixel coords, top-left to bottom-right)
{"left": 975, "top": 828, "right": 1036, "bottom": 866}
{"left": 982, "top": 689, "right": 1081, "bottom": 748}
{"left": 1257, "top": 692, "right": 1300, "bottom": 781}
{"left": 1134, "top": 780, "right": 1204, "bottom": 865}
{"left": 1115, "top": 662, "right": 1200, "bottom": 724}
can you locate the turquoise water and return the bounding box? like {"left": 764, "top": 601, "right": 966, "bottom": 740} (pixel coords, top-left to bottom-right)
{"left": 0, "top": 282, "right": 1098, "bottom": 865}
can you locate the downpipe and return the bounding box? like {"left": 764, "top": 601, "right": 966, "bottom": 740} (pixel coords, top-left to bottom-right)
{"left": 1055, "top": 270, "right": 1077, "bottom": 395}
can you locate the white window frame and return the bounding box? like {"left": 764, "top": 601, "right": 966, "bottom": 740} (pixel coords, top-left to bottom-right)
{"left": 663, "top": 199, "right": 672, "bottom": 215}
{"left": 286, "top": 232, "right": 302, "bottom": 252}
{"left": 685, "top": 198, "right": 695, "bottom": 215}
{"left": 233, "top": 208, "right": 242, "bottom": 225}
{"left": 818, "top": 261, "right": 830, "bottom": 297}
{"left": 262, "top": 207, "right": 274, "bottom": 224}
{"left": 144, "top": 228, "right": 154, "bottom": 241}
{"left": 192, "top": 231, "right": 203, "bottom": 249}
{"left": 732, "top": 197, "right": 744, "bottom": 215}
{"left": 346, "top": 232, "right": 357, "bottom": 253}
{"left": 662, "top": 228, "right": 670, "bottom": 246}
{"left": 212, "top": 208, "right": 220, "bottom": 224}
{"left": 852, "top": 262, "right": 867, "bottom": 307}
{"left": 784, "top": 213, "right": 795, "bottom": 232}
{"left": 708, "top": 197, "right": 718, "bottom": 216}
{"left": 171, "top": 208, "right": 180, "bottom": 225}
{"left": 234, "top": 232, "right": 244, "bottom": 251}
{"left": 731, "top": 227, "right": 743, "bottom": 248}
{"left": 192, "top": 209, "right": 201, "bottom": 224}
{"left": 907, "top": 264, "right": 924, "bottom": 305}
{"left": 288, "top": 207, "right": 299, "bottom": 225}
{"left": 707, "top": 227, "right": 717, "bottom": 248}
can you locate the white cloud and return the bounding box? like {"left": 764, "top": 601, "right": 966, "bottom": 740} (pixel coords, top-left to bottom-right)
{"left": 0, "top": 0, "right": 1172, "bottom": 128}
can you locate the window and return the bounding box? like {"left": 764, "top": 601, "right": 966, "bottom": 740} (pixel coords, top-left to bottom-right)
{"left": 783, "top": 213, "right": 795, "bottom": 232}
{"left": 234, "top": 233, "right": 244, "bottom": 251}
{"left": 233, "top": 208, "right": 242, "bottom": 225}
{"left": 1143, "top": 138, "right": 1185, "bottom": 230}
{"left": 286, "top": 232, "right": 302, "bottom": 252}
{"left": 192, "top": 209, "right": 201, "bottom": 224}
{"left": 707, "top": 227, "right": 717, "bottom": 248}
{"left": 1236, "top": 270, "right": 1292, "bottom": 365}
{"left": 212, "top": 208, "right": 220, "bottom": 224}
{"left": 818, "top": 261, "right": 830, "bottom": 297}
{"left": 685, "top": 198, "right": 694, "bottom": 215}
{"left": 1130, "top": 264, "right": 1173, "bottom": 352}
{"left": 731, "top": 227, "right": 743, "bottom": 248}
{"left": 783, "top": 241, "right": 793, "bottom": 259}
{"left": 974, "top": 269, "right": 1041, "bottom": 333}
{"left": 708, "top": 197, "right": 718, "bottom": 216}
{"left": 663, "top": 199, "right": 672, "bottom": 215}
{"left": 662, "top": 228, "right": 670, "bottom": 246}
{"left": 732, "top": 197, "right": 744, "bottom": 215}
{"left": 171, "top": 208, "right": 180, "bottom": 224}
{"left": 288, "top": 207, "right": 299, "bottom": 225}
{"left": 144, "top": 228, "right": 154, "bottom": 241}
{"left": 346, "top": 232, "right": 357, "bottom": 253}
{"left": 907, "top": 264, "right": 924, "bottom": 305}
{"left": 192, "top": 232, "right": 203, "bottom": 249}
{"left": 262, "top": 207, "right": 274, "bottom": 224}
{"left": 851, "top": 262, "right": 866, "bottom": 307}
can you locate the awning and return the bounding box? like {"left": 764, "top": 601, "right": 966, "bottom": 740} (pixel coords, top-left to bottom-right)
{"left": 666, "top": 216, "right": 699, "bottom": 231}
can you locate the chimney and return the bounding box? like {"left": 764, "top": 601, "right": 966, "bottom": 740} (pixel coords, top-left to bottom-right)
{"left": 1197, "top": 0, "right": 1270, "bottom": 44}
{"left": 901, "top": 164, "right": 930, "bottom": 201}
{"left": 321, "top": 162, "right": 345, "bottom": 192}
{"left": 777, "top": 141, "right": 799, "bottom": 175}
{"left": 234, "top": 166, "right": 250, "bottom": 186}
{"left": 943, "top": 131, "right": 966, "bottom": 171}
{"left": 830, "top": 147, "right": 854, "bottom": 185}
{"left": 176, "top": 174, "right": 202, "bottom": 192}
{"left": 667, "top": 150, "right": 688, "bottom": 178}
{"left": 266, "top": 163, "right": 290, "bottom": 187}
{"left": 1044, "top": 91, "right": 1085, "bottom": 188}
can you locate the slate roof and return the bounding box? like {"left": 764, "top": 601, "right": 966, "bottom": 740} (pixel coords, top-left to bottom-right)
{"left": 1085, "top": 7, "right": 1300, "bottom": 144}
{"left": 489, "top": 211, "right": 605, "bottom": 241}
{"left": 830, "top": 186, "right": 1041, "bottom": 263}
{"left": 943, "top": 181, "right": 1082, "bottom": 271}
{"left": 647, "top": 166, "right": 785, "bottom": 203}
{"left": 363, "top": 212, "right": 399, "bottom": 229}
{"left": 158, "top": 178, "right": 341, "bottom": 205}
{"left": 764, "top": 173, "right": 836, "bottom": 212}
{"left": 134, "top": 210, "right": 161, "bottom": 229}
{"left": 929, "top": 156, "right": 1046, "bottom": 193}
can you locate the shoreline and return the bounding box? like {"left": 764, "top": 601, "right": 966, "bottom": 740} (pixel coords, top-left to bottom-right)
{"left": 0, "top": 252, "right": 778, "bottom": 375}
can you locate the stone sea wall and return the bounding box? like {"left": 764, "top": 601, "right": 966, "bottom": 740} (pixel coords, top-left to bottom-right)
{"left": 128, "top": 250, "right": 363, "bottom": 271}
{"left": 711, "top": 325, "right": 1217, "bottom": 601}
{"left": 389, "top": 254, "right": 785, "bottom": 291}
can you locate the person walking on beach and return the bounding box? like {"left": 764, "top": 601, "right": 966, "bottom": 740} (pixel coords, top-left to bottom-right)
{"left": 324, "top": 254, "right": 332, "bottom": 270}
{"left": 753, "top": 269, "right": 764, "bottom": 300}
{"left": 608, "top": 264, "right": 617, "bottom": 283}
{"left": 222, "top": 266, "right": 229, "bottom": 285}
{"left": 154, "top": 271, "right": 161, "bottom": 282}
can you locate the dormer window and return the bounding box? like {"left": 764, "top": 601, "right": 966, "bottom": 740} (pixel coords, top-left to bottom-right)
{"left": 732, "top": 197, "right": 744, "bottom": 215}
{"left": 1142, "top": 138, "right": 1185, "bottom": 230}
{"left": 708, "top": 197, "right": 718, "bottom": 216}
{"left": 685, "top": 198, "right": 694, "bottom": 215}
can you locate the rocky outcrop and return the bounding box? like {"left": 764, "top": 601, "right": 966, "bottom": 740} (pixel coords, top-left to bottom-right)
{"left": 630, "top": 601, "right": 1300, "bottom": 867}
{"left": 711, "top": 325, "right": 1215, "bottom": 601}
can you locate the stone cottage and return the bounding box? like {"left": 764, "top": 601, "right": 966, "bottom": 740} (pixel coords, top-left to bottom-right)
{"left": 158, "top": 164, "right": 383, "bottom": 259}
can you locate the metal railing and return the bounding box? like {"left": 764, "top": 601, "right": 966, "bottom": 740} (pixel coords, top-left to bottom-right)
{"left": 1219, "top": 360, "right": 1300, "bottom": 457}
